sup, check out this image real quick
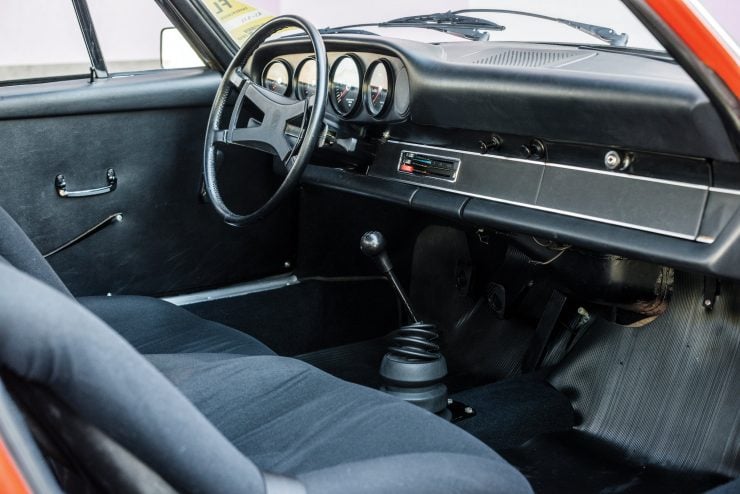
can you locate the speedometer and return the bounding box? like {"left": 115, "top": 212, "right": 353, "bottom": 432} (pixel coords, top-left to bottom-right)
{"left": 295, "top": 58, "right": 317, "bottom": 100}
{"left": 365, "top": 60, "right": 392, "bottom": 117}
{"left": 330, "top": 55, "right": 362, "bottom": 117}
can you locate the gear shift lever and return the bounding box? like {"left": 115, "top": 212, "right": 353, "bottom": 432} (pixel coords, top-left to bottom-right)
{"left": 360, "top": 231, "right": 418, "bottom": 322}
{"left": 361, "top": 231, "right": 450, "bottom": 419}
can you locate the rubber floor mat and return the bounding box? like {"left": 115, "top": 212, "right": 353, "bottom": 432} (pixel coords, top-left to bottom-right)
{"left": 548, "top": 272, "right": 740, "bottom": 477}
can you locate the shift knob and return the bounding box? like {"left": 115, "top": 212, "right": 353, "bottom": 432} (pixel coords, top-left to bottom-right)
{"left": 361, "top": 231, "right": 393, "bottom": 273}
{"left": 360, "top": 231, "right": 386, "bottom": 257}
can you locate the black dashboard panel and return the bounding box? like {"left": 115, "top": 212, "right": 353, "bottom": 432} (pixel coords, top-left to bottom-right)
{"left": 254, "top": 35, "right": 737, "bottom": 161}
{"left": 369, "top": 140, "right": 709, "bottom": 240}
{"left": 254, "top": 34, "right": 740, "bottom": 279}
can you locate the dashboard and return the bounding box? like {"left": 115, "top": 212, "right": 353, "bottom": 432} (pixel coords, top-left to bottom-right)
{"left": 249, "top": 35, "right": 740, "bottom": 280}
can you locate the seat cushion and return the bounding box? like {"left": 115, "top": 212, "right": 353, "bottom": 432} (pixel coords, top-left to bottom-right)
{"left": 148, "top": 353, "right": 532, "bottom": 493}
{"left": 80, "top": 295, "right": 274, "bottom": 356}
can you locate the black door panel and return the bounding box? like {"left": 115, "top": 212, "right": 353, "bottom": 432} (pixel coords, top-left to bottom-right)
{"left": 0, "top": 70, "right": 295, "bottom": 296}
{"left": 0, "top": 69, "right": 221, "bottom": 117}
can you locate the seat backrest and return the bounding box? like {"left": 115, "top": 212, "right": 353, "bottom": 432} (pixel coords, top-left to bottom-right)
{"left": 0, "top": 262, "right": 266, "bottom": 494}
{"left": 0, "top": 206, "right": 71, "bottom": 296}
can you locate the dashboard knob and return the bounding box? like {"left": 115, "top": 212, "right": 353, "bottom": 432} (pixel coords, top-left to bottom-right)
{"left": 479, "top": 135, "right": 503, "bottom": 154}
{"left": 521, "top": 139, "right": 546, "bottom": 160}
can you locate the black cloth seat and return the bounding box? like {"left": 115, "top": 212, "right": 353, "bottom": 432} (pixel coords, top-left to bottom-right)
{"left": 149, "top": 353, "right": 501, "bottom": 474}
{"left": 0, "top": 207, "right": 274, "bottom": 357}
{"left": 0, "top": 262, "right": 532, "bottom": 493}
{"left": 80, "top": 295, "right": 274, "bottom": 355}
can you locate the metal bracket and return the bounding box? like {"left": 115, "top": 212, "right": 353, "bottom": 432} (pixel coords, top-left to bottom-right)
{"left": 55, "top": 169, "right": 117, "bottom": 198}
{"left": 702, "top": 277, "right": 721, "bottom": 310}
{"left": 447, "top": 399, "right": 476, "bottom": 423}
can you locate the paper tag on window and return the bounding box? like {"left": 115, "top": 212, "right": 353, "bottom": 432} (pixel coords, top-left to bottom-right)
{"left": 204, "top": 0, "right": 273, "bottom": 44}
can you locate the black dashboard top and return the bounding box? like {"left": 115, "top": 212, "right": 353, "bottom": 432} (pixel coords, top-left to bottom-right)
{"left": 254, "top": 35, "right": 737, "bottom": 161}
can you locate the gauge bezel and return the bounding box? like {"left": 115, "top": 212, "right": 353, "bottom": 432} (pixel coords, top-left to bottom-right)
{"left": 261, "top": 59, "right": 293, "bottom": 96}
{"left": 294, "top": 57, "right": 318, "bottom": 101}
{"left": 363, "top": 58, "right": 394, "bottom": 118}
{"left": 329, "top": 54, "right": 364, "bottom": 118}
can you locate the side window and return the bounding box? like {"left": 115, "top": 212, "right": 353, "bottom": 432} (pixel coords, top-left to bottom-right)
{"left": 0, "top": 3, "right": 91, "bottom": 82}
{"left": 86, "top": 0, "right": 204, "bottom": 73}
{"left": 0, "top": 0, "right": 204, "bottom": 84}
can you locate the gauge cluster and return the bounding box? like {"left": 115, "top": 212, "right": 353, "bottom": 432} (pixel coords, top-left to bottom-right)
{"left": 257, "top": 52, "right": 409, "bottom": 123}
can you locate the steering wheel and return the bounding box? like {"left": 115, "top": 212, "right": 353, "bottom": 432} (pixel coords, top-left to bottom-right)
{"left": 203, "top": 16, "right": 328, "bottom": 226}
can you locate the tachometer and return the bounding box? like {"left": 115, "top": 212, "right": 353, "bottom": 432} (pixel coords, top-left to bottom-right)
{"left": 365, "top": 60, "right": 392, "bottom": 117}
{"left": 295, "top": 58, "right": 317, "bottom": 100}
{"left": 330, "top": 55, "right": 362, "bottom": 117}
{"left": 262, "top": 60, "right": 291, "bottom": 96}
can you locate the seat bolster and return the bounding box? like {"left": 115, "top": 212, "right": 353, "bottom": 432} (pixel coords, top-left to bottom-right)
{"left": 298, "top": 453, "right": 533, "bottom": 494}
{"left": 0, "top": 207, "right": 71, "bottom": 297}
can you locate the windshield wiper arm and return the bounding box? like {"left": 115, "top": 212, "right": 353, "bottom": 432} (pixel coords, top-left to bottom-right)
{"left": 452, "top": 9, "right": 628, "bottom": 47}
{"left": 379, "top": 12, "right": 504, "bottom": 41}
{"left": 319, "top": 12, "right": 505, "bottom": 42}
{"left": 318, "top": 10, "right": 625, "bottom": 46}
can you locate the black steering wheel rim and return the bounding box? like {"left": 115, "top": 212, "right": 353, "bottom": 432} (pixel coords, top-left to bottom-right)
{"left": 203, "top": 16, "right": 327, "bottom": 227}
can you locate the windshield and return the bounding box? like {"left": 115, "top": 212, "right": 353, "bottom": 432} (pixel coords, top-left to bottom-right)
{"left": 200, "top": 0, "right": 665, "bottom": 50}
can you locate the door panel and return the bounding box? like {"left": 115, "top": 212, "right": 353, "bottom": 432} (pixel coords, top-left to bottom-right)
{"left": 0, "top": 69, "right": 295, "bottom": 296}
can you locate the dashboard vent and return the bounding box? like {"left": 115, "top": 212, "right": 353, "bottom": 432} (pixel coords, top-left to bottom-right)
{"left": 473, "top": 49, "right": 589, "bottom": 68}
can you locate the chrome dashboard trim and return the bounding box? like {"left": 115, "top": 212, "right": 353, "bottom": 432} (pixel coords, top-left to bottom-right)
{"left": 709, "top": 186, "right": 740, "bottom": 196}
{"left": 387, "top": 140, "right": 708, "bottom": 190}
{"left": 372, "top": 140, "right": 710, "bottom": 242}
{"left": 380, "top": 173, "right": 697, "bottom": 241}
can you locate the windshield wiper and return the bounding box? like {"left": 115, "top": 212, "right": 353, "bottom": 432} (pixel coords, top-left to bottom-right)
{"left": 452, "top": 9, "right": 629, "bottom": 47}
{"left": 319, "top": 12, "right": 504, "bottom": 42}
{"left": 317, "top": 10, "right": 627, "bottom": 46}
{"left": 379, "top": 12, "right": 504, "bottom": 41}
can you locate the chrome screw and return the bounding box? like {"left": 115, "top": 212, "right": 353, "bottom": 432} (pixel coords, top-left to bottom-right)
{"left": 604, "top": 150, "right": 622, "bottom": 170}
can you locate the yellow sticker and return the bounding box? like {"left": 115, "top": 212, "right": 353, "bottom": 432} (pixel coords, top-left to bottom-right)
{"left": 204, "top": 0, "right": 274, "bottom": 44}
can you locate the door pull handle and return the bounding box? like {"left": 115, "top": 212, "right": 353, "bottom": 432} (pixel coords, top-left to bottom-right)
{"left": 55, "top": 168, "right": 117, "bottom": 198}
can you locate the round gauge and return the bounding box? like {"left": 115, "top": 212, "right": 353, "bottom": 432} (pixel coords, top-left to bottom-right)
{"left": 330, "top": 55, "right": 362, "bottom": 116}
{"left": 365, "top": 60, "right": 392, "bottom": 117}
{"left": 262, "top": 60, "right": 291, "bottom": 96}
{"left": 294, "top": 58, "right": 317, "bottom": 100}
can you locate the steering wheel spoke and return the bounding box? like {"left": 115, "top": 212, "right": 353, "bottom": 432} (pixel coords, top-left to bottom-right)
{"left": 228, "top": 68, "right": 250, "bottom": 89}
{"left": 229, "top": 123, "right": 294, "bottom": 161}
{"left": 226, "top": 82, "right": 310, "bottom": 160}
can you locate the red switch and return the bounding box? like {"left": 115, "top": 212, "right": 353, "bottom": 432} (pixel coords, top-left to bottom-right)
{"left": 399, "top": 164, "right": 414, "bottom": 173}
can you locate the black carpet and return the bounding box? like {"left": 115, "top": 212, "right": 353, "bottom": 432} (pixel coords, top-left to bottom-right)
{"left": 501, "top": 431, "right": 730, "bottom": 494}
{"left": 186, "top": 278, "right": 399, "bottom": 356}
{"left": 451, "top": 376, "right": 574, "bottom": 450}
{"left": 297, "top": 337, "right": 387, "bottom": 388}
